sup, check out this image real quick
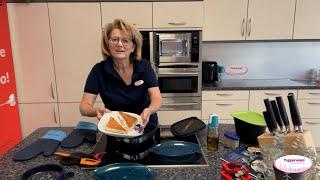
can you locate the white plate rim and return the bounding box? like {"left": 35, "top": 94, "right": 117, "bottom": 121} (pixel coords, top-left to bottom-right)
{"left": 98, "top": 111, "right": 143, "bottom": 138}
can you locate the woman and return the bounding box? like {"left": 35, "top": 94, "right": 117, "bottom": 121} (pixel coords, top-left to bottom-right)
{"left": 80, "top": 19, "right": 162, "bottom": 127}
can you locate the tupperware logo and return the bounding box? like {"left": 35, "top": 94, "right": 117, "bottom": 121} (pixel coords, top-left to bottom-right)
{"left": 274, "top": 155, "right": 313, "bottom": 173}
{"left": 284, "top": 158, "right": 305, "bottom": 163}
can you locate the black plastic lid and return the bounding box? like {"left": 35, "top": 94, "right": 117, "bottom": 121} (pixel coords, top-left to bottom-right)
{"left": 170, "top": 117, "right": 206, "bottom": 137}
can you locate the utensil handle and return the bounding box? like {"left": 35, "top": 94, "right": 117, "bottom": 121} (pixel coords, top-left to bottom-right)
{"left": 264, "top": 98, "right": 278, "bottom": 131}
{"left": 276, "top": 96, "right": 290, "bottom": 127}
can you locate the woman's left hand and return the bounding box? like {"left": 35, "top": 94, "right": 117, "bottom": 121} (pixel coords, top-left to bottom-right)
{"left": 140, "top": 108, "right": 151, "bottom": 126}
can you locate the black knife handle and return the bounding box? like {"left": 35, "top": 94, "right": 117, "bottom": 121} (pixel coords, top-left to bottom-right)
{"left": 275, "top": 96, "right": 290, "bottom": 127}
{"left": 263, "top": 98, "right": 278, "bottom": 130}
{"left": 287, "top": 93, "right": 302, "bottom": 126}
{"left": 263, "top": 111, "right": 274, "bottom": 133}
{"left": 271, "top": 100, "right": 284, "bottom": 128}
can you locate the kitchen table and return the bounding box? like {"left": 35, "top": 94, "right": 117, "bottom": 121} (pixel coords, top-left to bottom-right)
{"left": 0, "top": 124, "right": 239, "bottom": 179}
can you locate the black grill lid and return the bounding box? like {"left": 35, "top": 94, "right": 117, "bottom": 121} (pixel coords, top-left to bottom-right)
{"left": 170, "top": 117, "right": 206, "bottom": 137}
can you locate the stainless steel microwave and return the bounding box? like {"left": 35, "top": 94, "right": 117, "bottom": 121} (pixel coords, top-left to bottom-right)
{"left": 155, "top": 31, "right": 200, "bottom": 66}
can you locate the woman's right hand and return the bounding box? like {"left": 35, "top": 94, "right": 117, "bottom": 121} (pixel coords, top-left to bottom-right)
{"left": 96, "top": 108, "right": 111, "bottom": 120}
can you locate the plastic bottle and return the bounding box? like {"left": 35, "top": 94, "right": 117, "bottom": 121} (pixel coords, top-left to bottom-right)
{"left": 207, "top": 114, "right": 219, "bottom": 151}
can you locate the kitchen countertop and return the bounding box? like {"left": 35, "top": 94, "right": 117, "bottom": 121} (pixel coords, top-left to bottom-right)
{"left": 202, "top": 79, "right": 320, "bottom": 90}
{"left": 0, "top": 124, "right": 236, "bottom": 179}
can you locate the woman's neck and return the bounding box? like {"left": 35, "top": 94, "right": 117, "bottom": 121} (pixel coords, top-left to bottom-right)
{"left": 113, "top": 58, "right": 131, "bottom": 71}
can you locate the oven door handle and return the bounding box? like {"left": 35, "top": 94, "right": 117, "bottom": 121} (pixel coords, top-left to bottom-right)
{"left": 158, "top": 72, "right": 199, "bottom": 77}
{"left": 163, "top": 102, "right": 199, "bottom": 106}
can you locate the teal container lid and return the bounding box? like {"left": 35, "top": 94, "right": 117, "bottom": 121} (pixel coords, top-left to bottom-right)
{"left": 209, "top": 114, "right": 219, "bottom": 128}
{"left": 231, "top": 111, "right": 267, "bottom": 126}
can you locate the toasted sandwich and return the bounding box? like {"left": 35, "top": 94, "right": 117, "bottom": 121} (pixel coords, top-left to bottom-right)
{"left": 119, "top": 111, "right": 138, "bottom": 129}
{"left": 105, "top": 117, "right": 127, "bottom": 134}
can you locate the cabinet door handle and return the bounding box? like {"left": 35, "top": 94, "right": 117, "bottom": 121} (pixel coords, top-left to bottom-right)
{"left": 241, "top": 18, "right": 245, "bottom": 37}
{"left": 308, "top": 92, "right": 320, "bottom": 96}
{"left": 216, "top": 103, "right": 233, "bottom": 106}
{"left": 307, "top": 102, "right": 320, "bottom": 105}
{"left": 51, "top": 82, "right": 55, "bottom": 100}
{"left": 264, "top": 92, "right": 281, "bottom": 96}
{"left": 247, "top": 18, "right": 252, "bottom": 37}
{"left": 168, "top": 22, "right": 187, "bottom": 26}
{"left": 305, "top": 121, "right": 320, "bottom": 125}
{"left": 216, "top": 93, "right": 234, "bottom": 96}
{"left": 53, "top": 106, "right": 57, "bottom": 124}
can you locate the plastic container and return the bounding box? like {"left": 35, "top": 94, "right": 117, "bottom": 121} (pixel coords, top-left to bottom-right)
{"left": 170, "top": 117, "right": 206, "bottom": 138}
{"left": 207, "top": 114, "right": 219, "bottom": 151}
{"left": 223, "top": 131, "right": 239, "bottom": 149}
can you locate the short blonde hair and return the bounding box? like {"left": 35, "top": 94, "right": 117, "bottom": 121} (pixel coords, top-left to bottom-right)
{"left": 102, "top": 19, "right": 142, "bottom": 61}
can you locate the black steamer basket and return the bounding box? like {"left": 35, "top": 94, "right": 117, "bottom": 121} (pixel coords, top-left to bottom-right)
{"left": 105, "top": 123, "right": 160, "bottom": 161}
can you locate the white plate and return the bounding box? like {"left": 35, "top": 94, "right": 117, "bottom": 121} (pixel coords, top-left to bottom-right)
{"left": 98, "top": 111, "right": 143, "bottom": 138}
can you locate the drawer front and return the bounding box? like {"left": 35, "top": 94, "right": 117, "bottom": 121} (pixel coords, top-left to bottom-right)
{"left": 298, "top": 89, "right": 320, "bottom": 99}
{"left": 202, "top": 119, "right": 234, "bottom": 124}
{"left": 158, "top": 110, "right": 201, "bottom": 126}
{"left": 202, "top": 90, "right": 249, "bottom": 101}
{"left": 202, "top": 100, "right": 248, "bottom": 120}
{"left": 297, "top": 100, "right": 320, "bottom": 118}
{"left": 249, "top": 90, "right": 297, "bottom": 113}
{"left": 304, "top": 119, "right": 320, "bottom": 148}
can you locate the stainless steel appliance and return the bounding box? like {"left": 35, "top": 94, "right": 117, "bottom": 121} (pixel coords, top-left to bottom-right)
{"left": 141, "top": 31, "right": 202, "bottom": 111}
{"left": 155, "top": 31, "right": 200, "bottom": 66}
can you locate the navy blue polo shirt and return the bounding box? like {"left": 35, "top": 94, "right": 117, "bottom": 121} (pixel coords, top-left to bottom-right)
{"left": 84, "top": 57, "right": 159, "bottom": 125}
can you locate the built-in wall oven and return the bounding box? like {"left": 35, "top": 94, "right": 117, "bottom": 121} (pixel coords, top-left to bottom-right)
{"left": 141, "top": 31, "right": 202, "bottom": 111}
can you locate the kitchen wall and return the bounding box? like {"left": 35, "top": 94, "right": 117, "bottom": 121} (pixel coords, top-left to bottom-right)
{"left": 202, "top": 41, "right": 320, "bottom": 80}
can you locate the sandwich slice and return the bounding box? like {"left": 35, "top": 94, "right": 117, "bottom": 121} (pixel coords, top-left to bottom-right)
{"left": 105, "top": 117, "right": 127, "bottom": 134}
{"left": 119, "top": 111, "right": 138, "bottom": 129}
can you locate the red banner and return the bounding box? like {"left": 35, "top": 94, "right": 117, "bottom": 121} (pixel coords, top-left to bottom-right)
{"left": 0, "top": 0, "right": 22, "bottom": 155}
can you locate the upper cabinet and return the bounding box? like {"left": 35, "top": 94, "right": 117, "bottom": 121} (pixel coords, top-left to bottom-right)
{"left": 48, "top": 3, "right": 103, "bottom": 103}
{"left": 203, "top": 0, "right": 296, "bottom": 41}
{"left": 101, "top": 2, "right": 152, "bottom": 30}
{"left": 246, "top": 0, "right": 295, "bottom": 40}
{"left": 153, "top": 2, "right": 203, "bottom": 30}
{"left": 203, "top": 0, "right": 248, "bottom": 41}
{"left": 293, "top": 0, "right": 320, "bottom": 39}
{"left": 7, "top": 3, "right": 57, "bottom": 103}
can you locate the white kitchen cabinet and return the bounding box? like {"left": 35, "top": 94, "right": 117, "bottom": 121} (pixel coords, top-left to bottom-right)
{"left": 157, "top": 110, "right": 201, "bottom": 126}
{"left": 101, "top": 2, "right": 152, "bottom": 30}
{"left": 294, "top": 0, "right": 320, "bottom": 39}
{"left": 247, "top": 0, "right": 295, "bottom": 40}
{"left": 202, "top": 91, "right": 249, "bottom": 124}
{"left": 153, "top": 2, "right": 203, "bottom": 30}
{"left": 249, "top": 90, "right": 297, "bottom": 120}
{"left": 203, "top": 0, "right": 295, "bottom": 41}
{"left": 19, "top": 103, "right": 60, "bottom": 138}
{"left": 58, "top": 102, "right": 105, "bottom": 127}
{"left": 48, "top": 3, "right": 103, "bottom": 103}
{"left": 297, "top": 89, "right": 320, "bottom": 148}
{"left": 203, "top": 0, "right": 248, "bottom": 41}
{"left": 7, "top": 3, "right": 57, "bottom": 103}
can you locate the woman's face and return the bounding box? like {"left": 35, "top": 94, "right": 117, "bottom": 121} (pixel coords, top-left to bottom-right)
{"left": 108, "top": 29, "right": 135, "bottom": 61}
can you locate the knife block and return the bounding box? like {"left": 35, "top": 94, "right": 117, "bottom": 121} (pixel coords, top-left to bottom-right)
{"left": 257, "top": 130, "right": 316, "bottom": 155}
{"left": 257, "top": 130, "right": 318, "bottom": 180}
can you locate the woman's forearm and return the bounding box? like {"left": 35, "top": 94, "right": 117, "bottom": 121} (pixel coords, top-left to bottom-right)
{"left": 79, "top": 102, "right": 98, "bottom": 117}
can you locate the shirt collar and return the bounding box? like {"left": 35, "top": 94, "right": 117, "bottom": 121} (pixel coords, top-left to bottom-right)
{"left": 103, "top": 57, "right": 144, "bottom": 74}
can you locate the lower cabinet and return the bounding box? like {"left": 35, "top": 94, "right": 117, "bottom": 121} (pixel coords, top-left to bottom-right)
{"left": 58, "top": 102, "right": 104, "bottom": 127}
{"left": 18, "top": 103, "right": 60, "bottom": 138}
{"left": 157, "top": 110, "right": 201, "bottom": 126}
{"left": 202, "top": 90, "right": 249, "bottom": 124}
{"left": 297, "top": 89, "right": 320, "bottom": 148}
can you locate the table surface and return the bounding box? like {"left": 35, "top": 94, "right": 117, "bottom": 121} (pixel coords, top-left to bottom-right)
{"left": 0, "top": 124, "right": 237, "bottom": 180}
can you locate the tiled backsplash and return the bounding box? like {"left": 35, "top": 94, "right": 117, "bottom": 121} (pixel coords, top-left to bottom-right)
{"left": 202, "top": 41, "right": 320, "bottom": 80}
